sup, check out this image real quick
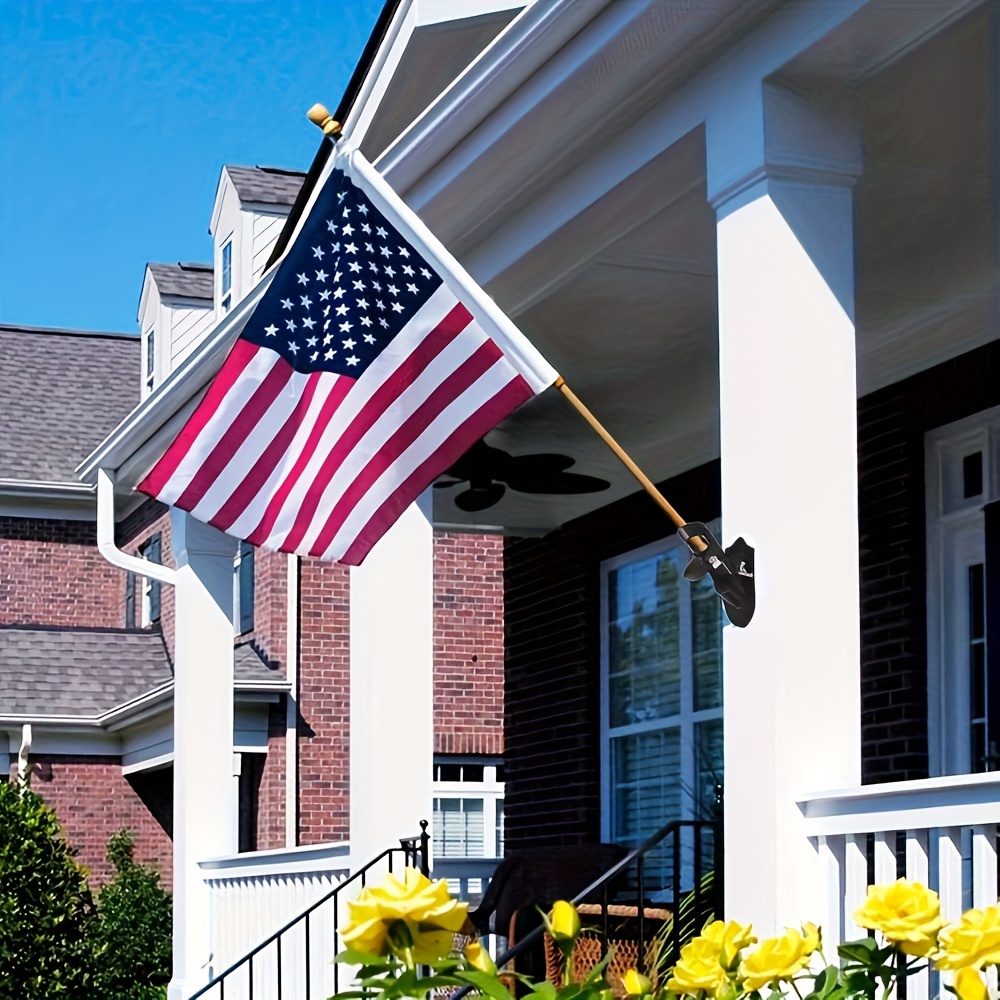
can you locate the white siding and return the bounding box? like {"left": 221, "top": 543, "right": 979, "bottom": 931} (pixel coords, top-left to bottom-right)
{"left": 252, "top": 212, "right": 287, "bottom": 281}
{"left": 170, "top": 302, "right": 215, "bottom": 370}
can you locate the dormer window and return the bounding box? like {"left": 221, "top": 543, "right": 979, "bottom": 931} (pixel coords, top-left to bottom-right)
{"left": 221, "top": 239, "right": 233, "bottom": 313}
{"left": 144, "top": 326, "right": 156, "bottom": 392}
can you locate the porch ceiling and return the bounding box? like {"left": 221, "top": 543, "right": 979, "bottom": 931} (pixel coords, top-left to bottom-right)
{"left": 430, "top": 3, "right": 996, "bottom": 535}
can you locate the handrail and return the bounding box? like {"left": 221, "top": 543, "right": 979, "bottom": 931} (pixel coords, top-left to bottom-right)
{"left": 189, "top": 824, "right": 430, "bottom": 999}
{"left": 451, "top": 818, "right": 720, "bottom": 1000}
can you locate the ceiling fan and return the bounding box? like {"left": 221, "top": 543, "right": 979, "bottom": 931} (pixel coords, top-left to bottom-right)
{"left": 435, "top": 440, "right": 611, "bottom": 512}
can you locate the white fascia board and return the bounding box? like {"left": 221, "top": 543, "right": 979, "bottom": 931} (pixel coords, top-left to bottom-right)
{"left": 137, "top": 265, "right": 156, "bottom": 326}
{"left": 342, "top": 0, "right": 526, "bottom": 150}
{"left": 376, "top": 0, "right": 607, "bottom": 188}
{"left": 76, "top": 271, "right": 274, "bottom": 490}
{"left": 209, "top": 167, "right": 234, "bottom": 238}
{"left": 122, "top": 751, "right": 174, "bottom": 775}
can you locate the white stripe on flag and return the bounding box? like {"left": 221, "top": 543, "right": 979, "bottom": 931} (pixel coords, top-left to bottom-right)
{"left": 156, "top": 347, "right": 281, "bottom": 507}
{"left": 319, "top": 353, "right": 521, "bottom": 561}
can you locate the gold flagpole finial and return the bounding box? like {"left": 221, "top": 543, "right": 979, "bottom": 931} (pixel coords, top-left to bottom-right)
{"left": 307, "top": 103, "right": 342, "bottom": 137}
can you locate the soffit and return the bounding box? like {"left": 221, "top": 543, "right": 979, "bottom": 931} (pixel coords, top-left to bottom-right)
{"left": 360, "top": 8, "right": 521, "bottom": 161}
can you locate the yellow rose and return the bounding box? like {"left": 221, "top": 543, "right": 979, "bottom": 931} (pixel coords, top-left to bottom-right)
{"left": 341, "top": 867, "right": 468, "bottom": 958}
{"left": 667, "top": 937, "right": 729, "bottom": 996}
{"left": 853, "top": 880, "right": 944, "bottom": 957}
{"left": 701, "top": 920, "right": 757, "bottom": 968}
{"left": 738, "top": 925, "right": 820, "bottom": 991}
{"left": 936, "top": 906, "right": 1000, "bottom": 970}
{"left": 549, "top": 900, "right": 582, "bottom": 942}
{"left": 464, "top": 939, "right": 498, "bottom": 974}
{"left": 953, "top": 966, "right": 988, "bottom": 1000}
{"left": 621, "top": 968, "right": 653, "bottom": 996}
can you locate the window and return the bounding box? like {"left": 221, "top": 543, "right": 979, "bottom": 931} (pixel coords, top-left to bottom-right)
{"left": 234, "top": 539, "right": 255, "bottom": 635}
{"left": 432, "top": 757, "right": 504, "bottom": 858}
{"left": 144, "top": 327, "right": 156, "bottom": 393}
{"left": 926, "top": 407, "right": 1000, "bottom": 775}
{"left": 127, "top": 534, "right": 162, "bottom": 628}
{"left": 601, "top": 534, "right": 723, "bottom": 887}
{"left": 221, "top": 239, "right": 233, "bottom": 313}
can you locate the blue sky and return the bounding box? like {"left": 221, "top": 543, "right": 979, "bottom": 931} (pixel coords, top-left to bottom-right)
{"left": 0, "top": 0, "right": 384, "bottom": 334}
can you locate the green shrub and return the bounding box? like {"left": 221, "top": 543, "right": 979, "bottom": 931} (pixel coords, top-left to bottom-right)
{"left": 93, "top": 829, "right": 172, "bottom": 999}
{"left": 0, "top": 781, "right": 102, "bottom": 997}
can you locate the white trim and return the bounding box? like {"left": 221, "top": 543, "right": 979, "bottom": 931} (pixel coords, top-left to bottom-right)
{"left": 798, "top": 771, "right": 1000, "bottom": 836}
{"left": 122, "top": 751, "right": 174, "bottom": 775}
{"left": 198, "top": 840, "right": 351, "bottom": 881}
{"left": 925, "top": 405, "right": 1000, "bottom": 776}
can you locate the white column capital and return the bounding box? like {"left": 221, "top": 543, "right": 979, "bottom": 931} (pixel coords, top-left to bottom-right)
{"left": 707, "top": 80, "right": 861, "bottom": 219}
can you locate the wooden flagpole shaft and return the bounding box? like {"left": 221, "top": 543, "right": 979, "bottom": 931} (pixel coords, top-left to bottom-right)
{"left": 555, "top": 377, "right": 706, "bottom": 551}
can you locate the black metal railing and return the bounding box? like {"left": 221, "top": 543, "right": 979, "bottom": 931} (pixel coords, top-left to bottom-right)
{"left": 189, "top": 822, "right": 430, "bottom": 1000}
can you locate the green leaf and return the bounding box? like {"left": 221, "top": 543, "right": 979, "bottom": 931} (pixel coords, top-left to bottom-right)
{"left": 837, "top": 939, "right": 879, "bottom": 966}
{"left": 455, "top": 969, "right": 514, "bottom": 1000}
{"left": 337, "top": 949, "right": 390, "bottom": 966}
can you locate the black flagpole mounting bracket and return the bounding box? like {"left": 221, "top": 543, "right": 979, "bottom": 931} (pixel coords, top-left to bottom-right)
{"left": 677, "top": 522, "right": 755, "bottom": 628}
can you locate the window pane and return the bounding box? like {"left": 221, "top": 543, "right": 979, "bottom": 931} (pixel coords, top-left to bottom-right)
{"left": 610, "top": 728, "right": 682, "bottom": 844}
{"left": 239, "top": 541, "right": 255, "bottom": 634}
{"left": 222, "top": 241, "right": 232, "bottom": 295}
{"left": 608, "top": 553, "right": 681, "bottom": 727}
{"left": 145, "top": 329, "right": 155, "bottom": 378}
{"left": 432, "top": 798, "right": 484, "bottom": 857}
{"left": 695, "top": 719, "right": 724, "bottom": 820}
{"left": 692, "top": 576, "right": 723, "bottom": 710}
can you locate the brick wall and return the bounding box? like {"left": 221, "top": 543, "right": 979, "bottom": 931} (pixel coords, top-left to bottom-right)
{"left": 0, "top": 517, "right": 123, "bottom": 628}
{"left": 249, "top": 548, "right": 288, "bottom": 671}
{"left": 503, "top": 462, "right": 721, "bottom": 851}
{"left": 16, "top": 755, "right": 173, "bottom": 888}
{"left": 297, "top": 558, "right": 351, "bottom": 845}
{"left": 256, "top": 703, "right": 288, "bottom": 850}
{"left": 858, "top": 340, "right": 1000, "bottom": 782}
{"left": 433, "top": 531, "right": 505, "bottom": 756}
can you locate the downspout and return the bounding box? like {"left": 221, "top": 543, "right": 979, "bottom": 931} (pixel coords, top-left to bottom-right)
{"left": 96, "top": 468, "right": 177, "bottom": 586}
{"left": 285, "top": 552, "right": 299, "bottom": 847}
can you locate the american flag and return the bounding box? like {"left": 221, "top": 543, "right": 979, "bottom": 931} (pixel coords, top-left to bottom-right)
{"left": 138, "top": 144, "right": 557, "bottom": 565}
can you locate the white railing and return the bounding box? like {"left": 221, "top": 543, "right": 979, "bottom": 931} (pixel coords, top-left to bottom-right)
{"left": 799, "top": 772, "right": 1000, "bottom": 1000}
{"left": 433, "top": 855, "right": 501, "bottom": 908}
{"left": 199, "top": 841, "right": 352, "bottom": 988}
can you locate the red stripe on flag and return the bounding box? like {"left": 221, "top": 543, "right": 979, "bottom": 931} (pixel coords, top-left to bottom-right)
{"left": 275, "top": 301, "right": 473, "bottom": 552}
{"left": 208, "top": 372, "right": 326, "bottom": 532}
{"left": 339, "top": 374, "right": 535, "bottom": 565}
{"left": 305, "top": 340, "right": 504, "bottom": 557}
{"left": 244, "top": 375, "right": 354, "bottom": 547}
{"left": 137, "top": 339, "right": 262, "bottom": 498}
{"left": 173, "top": 357, "right": 295, "bottom": 513}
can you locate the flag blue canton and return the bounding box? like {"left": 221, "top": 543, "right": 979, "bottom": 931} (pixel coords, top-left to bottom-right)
{"left": 242, "top": 167, "right": 442, "bottom": 377}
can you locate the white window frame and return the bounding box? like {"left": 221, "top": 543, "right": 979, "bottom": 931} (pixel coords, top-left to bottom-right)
{"left": 143, "top": 325, "right": 156, "bottom": 395}
{"left": 926, "top": 405, "right": 1000, "bottom": 776}
{"left": 432, "top": 756, "right": 504, "bottom": 858}
{"left": 220, "top": 236, "right": 234, "bottom": 313}
{"left": 599, "top": 531, "right": 724, "bottom": 844}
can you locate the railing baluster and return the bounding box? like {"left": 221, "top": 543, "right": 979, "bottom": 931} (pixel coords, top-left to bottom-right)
{"left": 844, "top": 833, "right": 868, "bottom": 941}
{"left": 874, "top": 831, "right": 896, "bottom": 886}
{"left": 277, "top": 934, "right": 283, "bottom": 1000}
{"left": 971, "top": 824, "right": 998, "bottom": 908}
{"left": 306, "top": 911, "right": 311, "bottom": 1000}
{"left": 671, "top": 827, "right": 681, "bottom": 963}
{"left": 637, "top": 855, "right": 646, "bottom": 973}
{"left": 248, "top": 954, "right": 254, "bottom": 1000}
{"left": 937, "top": 827, "right": 964, "bottom": 923}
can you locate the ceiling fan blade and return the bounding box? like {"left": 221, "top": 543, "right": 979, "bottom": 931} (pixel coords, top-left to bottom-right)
{"left": 446, "top": 440, "right": 511, "bottom": 481}
{"left": 504, "top": 453, "right": 576, "bottom": 480}
{"left": 507, "top": 472, "right": 611, "bottom": 496}
{"left": 454, "top": 482, "right": 507, "bottom": 511}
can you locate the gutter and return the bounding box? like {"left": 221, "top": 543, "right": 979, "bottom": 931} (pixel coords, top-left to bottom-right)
{"left": 0, "top": 479, "right": 95, "bottom": 500}
{"left": 96, "top": 469, "right": 177, "bottom": 585}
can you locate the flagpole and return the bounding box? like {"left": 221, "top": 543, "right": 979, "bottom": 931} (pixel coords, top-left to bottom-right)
{"left": 553, "top": 378, "right": 706, "bottom": 551}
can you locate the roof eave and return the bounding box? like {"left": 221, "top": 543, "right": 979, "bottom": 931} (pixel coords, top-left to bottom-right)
{"left": 76, "top": 273, "right": 274, "bottom": 490}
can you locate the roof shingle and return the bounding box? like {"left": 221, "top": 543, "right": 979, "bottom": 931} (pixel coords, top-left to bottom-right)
{"left": 226, "top": 166, "right": 306, "bottom": 207}
{"left": 146, "top": 262, "right": 214, "bottom": 299}
{"left": 0, "top": 325, "right": 140, "bottom": 483}
{"left": 0, "top": 628, "right": 285, "bottom": 719}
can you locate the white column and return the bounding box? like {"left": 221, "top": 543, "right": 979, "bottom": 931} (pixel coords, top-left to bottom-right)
{"left": 708, "top": 83, "right": 862, "bottom": 935}
{"left": 169, "top": 512, "right": 238, "bottom": 1000}
{"left": 350, "top": 496, "right": 435, "bottom": 867}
